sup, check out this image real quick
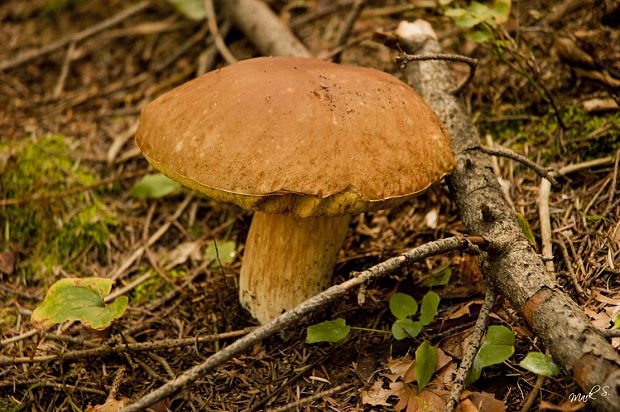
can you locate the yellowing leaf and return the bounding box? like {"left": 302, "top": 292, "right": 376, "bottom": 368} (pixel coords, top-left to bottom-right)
{"left": 31, "top": 278, "right": 128, "bottom": 330}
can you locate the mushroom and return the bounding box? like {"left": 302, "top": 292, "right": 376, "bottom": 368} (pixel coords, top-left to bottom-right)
{"left": 135, "top": 56, "right": 455, "bottom": 324}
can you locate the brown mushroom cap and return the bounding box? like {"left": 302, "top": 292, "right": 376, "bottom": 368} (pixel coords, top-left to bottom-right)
{"left": 136, "top": 56, "right": 455, "bottom": 217}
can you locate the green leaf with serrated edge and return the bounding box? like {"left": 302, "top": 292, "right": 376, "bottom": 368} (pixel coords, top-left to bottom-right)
{"left": 516, "top": 212, "right": 537, "bottom": 250}
{"left": 31, "top": 278, "right": 128, "bottom": 330}
{"left": 424, "top": 267, "right": 452, "bottom": 287}
{"left": 130, "top": 174, "right": 182, "bottom": 199}
{"left": 165, "top": 0, "right": 205, "bottom": 20}
{"left": 306, "top": 318, "right": 350, "bottom": 343}
{"left": 420, "top": 291, "right": 441, "bottom": 326}
{"left": 519, "top": 352, "right": 560, "bottom": 377}
{"left": 466, "top": 325, "right": 515, "bottom": 384}
{"left": 415, "top": 341, "right": 438, "bottom": 391}
{"left": 392, "top": 318, "right": 423, "bottom": 340}
{"left": 204, "top": 240, "right": 237, "bottom": 268}
{"left": 389, "top": 292, "right": 418, "bottom": 319}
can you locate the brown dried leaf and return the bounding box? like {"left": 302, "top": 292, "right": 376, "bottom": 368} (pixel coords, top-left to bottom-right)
{"left": 361, "top": 380, "right": 397, "bottom": 407}
{"left": 0, "top": 250, "right": 15, "bottom": 275}
{"left": 85, "top": 397, "right": 129, "bottom": 412}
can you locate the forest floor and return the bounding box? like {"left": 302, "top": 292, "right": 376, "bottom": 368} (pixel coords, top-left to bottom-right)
{"left": 0, "top": 0, "right": 619, "bottom": 411}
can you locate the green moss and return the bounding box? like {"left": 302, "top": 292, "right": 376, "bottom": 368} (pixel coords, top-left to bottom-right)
{"left": 480, "top": 106, "right": 620, "bottom": 162}
{"left": 0, "top": 135, "right": 117, "bottom": 283}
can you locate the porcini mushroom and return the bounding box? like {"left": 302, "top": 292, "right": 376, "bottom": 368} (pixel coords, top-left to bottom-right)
{"left": 135, "top": 56, "right": 455, "bottom": 324}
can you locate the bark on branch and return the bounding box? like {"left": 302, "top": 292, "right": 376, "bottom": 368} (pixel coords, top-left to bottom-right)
{"left": 397, "top": 22, "right": 620, "bottom": 412}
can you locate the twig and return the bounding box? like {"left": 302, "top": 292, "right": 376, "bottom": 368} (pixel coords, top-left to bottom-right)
{"left": 0, "top": 1, "right": 150, "bottom": 71}
{"left": 119, "top": 236, "right": 486, "bottom": 412}
{"left": 331, "top": 0, "right": 366, "bottom": 63}
{"left": 556, "top": 237, "right": 585, "bottom": 297}
{"left": 555, "top": 156, "right": 614, "bottom": 176}
{"left": 444, "top": 288, "right": 496, "bottom": 412}
{"left": 476, "top": 146, "right": 559, "bottom": 186}
{"left": 52, "top": 41, "right": 76, "bottom": 98}
{"left": 0, "top": 168, "right": 149, "bottom": 206}
{"left": 0, "top": 327, "right": 255, "bottom": 365}
{"left": 267, "top": 383, "right": 352, "bottom": 412}
{"left": 520, "top": 374, "right": 545, "bottom": 412}
{"left": 203, "top": 0, "right": 237, "bottom": 64}
{"left": 538, "top": 178, "right": 555, "bottom": 276}
{"left": 396, "top": 52, "right": 478, "bottom": 94}
{"left": 601, "top": 329, "right": 620, "bottom": 338}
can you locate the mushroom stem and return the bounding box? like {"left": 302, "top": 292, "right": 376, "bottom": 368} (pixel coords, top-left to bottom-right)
{"left": 239, "top": 211, "right": 351, "bottom": 324}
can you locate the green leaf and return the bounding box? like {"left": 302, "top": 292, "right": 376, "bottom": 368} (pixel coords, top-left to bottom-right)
{"left": 519, "top": 352, "right": 560, "bottom": 377}
{"left": 515, "top": 212, "right": 537, "bottom": 250}
{"left": 454, "top": 13, "right": 483, "bottom": 28}
{"left": 491, "top": 0, "right": 512, "bottom": 23}
{"left": 614, "top": 312, "right": 620, "bottom": 329}
{"left": 204, "top": 240, "right": 237, "bottom": 268}
{"left": 424, "top": 267, "right": 452, "bottom": 287}
{"left": 31, "top": 278, "right": 128, "bottom": 330}
{"left": 130, "top": 173, "right": 182, "bottom": 199}
{"left": 466, "top": 325, "right": 515, "bottom": 384}
{"left": 444, "top": 8, "right": 467, "bottom": 17}
{"left": 389, "top": 292, "right": 418, "bottom": 319}
{"left": 469, "top": 29, "right": 493, "bottom": 43}
{"left": 392, "top": 318, "right": 423, "bottom": 340}
{"left": 306, "top": 318, "right": 351, "bottom": 343}
{"left": 415, "top": 341, "right": 438, "bottom": 391}
{"left": 420, "top": 291, "right": 441, "bottom": 326}
{"left": 165, "top": 0, "right": 205, "bottom": 21}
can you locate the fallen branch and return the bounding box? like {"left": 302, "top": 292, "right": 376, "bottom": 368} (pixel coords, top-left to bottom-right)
{"left": 397, "top": 20, "right": 620, "bottom": 412}
{"left": 119, "top": 236, "right": 486, "bottom": 412}
{"left": 223, "top": 0, "right": 312, "bottom": 57}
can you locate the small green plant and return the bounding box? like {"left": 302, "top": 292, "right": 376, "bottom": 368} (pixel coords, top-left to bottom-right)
{"left": 31, "top": 277, "right": 128, "bottom": 330}
{"left": 444, "top": 0, "right": 511, "bottom": 43}
{"left": 305, "top": 291, "right": 440, "bottom": 344}
{"left": 466, "top": 325, "right": 515, "bottom": 384}
{"left": 130, "top": 173, "right": 182, "bottom": 199}
{"left": 415, "top": 340, "right": 439, "bottom": 391}
{"left": 519, "top": 351, "right": 560, "bottom": 377}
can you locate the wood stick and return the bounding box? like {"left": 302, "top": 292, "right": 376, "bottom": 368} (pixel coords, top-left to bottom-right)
{"left": 223, "top": 0, "right": 312, "bottom": 58}
{"left": 397, "top": 20, "right": 620, "bottom": 412}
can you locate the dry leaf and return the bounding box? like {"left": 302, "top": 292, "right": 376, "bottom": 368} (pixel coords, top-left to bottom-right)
{"left": 85, "top": 397, "right": 129, "bottom": 412}
{"left": 406, "top": 388, "right": 449, "bottom": 412}
{"left": 466, "top": 391, "right": 506, "bottom": 412}
{"left": 164, "top": 240, "right": 203, "bottom": 270}
{"left": 0, "top": 250, "right": 15, "bottom": 275}
{"left": 446, "top": 300, "right": 482, "bottom": 320}
{"left": 361, "top": 380, "right": 398, "bottom": 407}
